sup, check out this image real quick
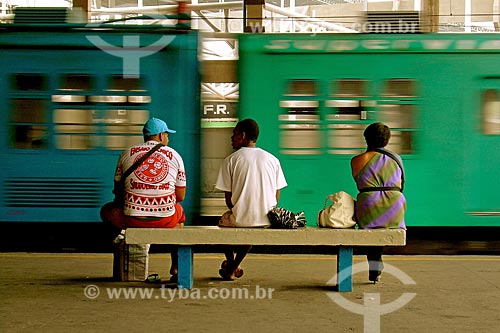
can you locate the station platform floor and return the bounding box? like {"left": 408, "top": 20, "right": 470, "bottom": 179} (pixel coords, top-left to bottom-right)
{"left": 1, "top": 252, "right": 500, "bottom": 332}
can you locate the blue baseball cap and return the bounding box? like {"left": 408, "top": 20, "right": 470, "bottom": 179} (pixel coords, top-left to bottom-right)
{"left": 143, "top": 117, "right": 176, "bottom": 136}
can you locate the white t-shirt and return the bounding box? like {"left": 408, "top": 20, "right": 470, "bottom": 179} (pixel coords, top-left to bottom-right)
{"left": 114, "top": 140, "right": 186, "bottom": 217}
{"left": 215, "top": 147, "right": 287, "bottom": 227}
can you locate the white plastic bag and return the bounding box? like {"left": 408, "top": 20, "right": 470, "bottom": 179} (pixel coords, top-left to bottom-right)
{"left": 113, "top": 231, "right": 150, "bottom": 281}
{"left": 317, "top": 191, "right": 356, "bottom": 228}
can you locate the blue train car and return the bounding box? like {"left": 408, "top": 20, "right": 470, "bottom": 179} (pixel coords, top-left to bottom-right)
{"left": 0, "top": 23, "right": 200, "bottom": 224}
{"left": 238, "top": 33, "right": 500, "bottom": 227}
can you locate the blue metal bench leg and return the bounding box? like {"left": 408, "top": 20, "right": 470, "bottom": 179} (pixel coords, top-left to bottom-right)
{"left": 337, "top": 246, "right": 353, "bottom": 292}
{"left": 177, "top": 246, "right": 193, "bottom": 289}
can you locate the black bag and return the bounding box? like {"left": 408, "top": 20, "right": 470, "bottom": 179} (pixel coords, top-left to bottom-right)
{"left": 267, "top": 207, "right": 307, "bottom": 229}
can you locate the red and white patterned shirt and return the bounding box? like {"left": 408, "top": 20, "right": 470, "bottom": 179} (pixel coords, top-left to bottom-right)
{"left": 114, "top": 140, "right": 186, "bottom": 217}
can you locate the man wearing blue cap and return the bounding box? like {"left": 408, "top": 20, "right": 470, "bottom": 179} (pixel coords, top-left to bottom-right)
{"left": 102, "top": 117, "right": 186, "bottom": 282}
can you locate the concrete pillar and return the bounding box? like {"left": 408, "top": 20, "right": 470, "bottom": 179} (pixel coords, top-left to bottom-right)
{"left": 244, "top": 0, "right": 265, "bottom": 33}
{"left": 393, "top": 0, "right": 401, "bottom": 11}
{"left": 494, "top": 0, "right": 500, "bottom": 31}
{"left": 464, "top": 0, "right": 471, "bottom": 32}
{"left": 414, "top": 0, "right": 421, "bottom": 11}
{"left": 73, "top": 0, "right": 90, "bottom": 21}
{"left": 421, "top": 0, "right": 439, "bottom": 32}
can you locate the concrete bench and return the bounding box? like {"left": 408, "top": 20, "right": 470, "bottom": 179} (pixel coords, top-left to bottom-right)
{"left": 125, "top": 226, "right": 406, "bottom": 292}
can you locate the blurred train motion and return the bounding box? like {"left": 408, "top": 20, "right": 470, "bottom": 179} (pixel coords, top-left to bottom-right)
{"left": 238, "top": 33, "right": 500, "bottom": 228}
{"left": 1, "top": 10, "right": 500, "bottom": 241}
{"left": 0, "top": 16, "right": 201, "bottom": 226}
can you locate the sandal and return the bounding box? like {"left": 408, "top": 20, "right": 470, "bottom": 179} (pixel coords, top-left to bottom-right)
{"left": 219, "top": 268, "right": 234, "bottom": 281}
{"left": 219, "top": 260, "right": 234, "bottom": 280}
{"left": 145, "top": 273, "right": 162, "bottom": 284}
{"left": 219, "top": 260, "right": 244, "bottom": 280}
{"left": 369, "top": 272, "right": 382, "bottom": 284}
{"left": 233, "top": 267, "right": 244, "bottom": 278}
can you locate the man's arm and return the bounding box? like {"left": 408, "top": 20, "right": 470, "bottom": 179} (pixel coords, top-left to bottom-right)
{"left": 224, "top": 191, "right": 233, "bottom": 209}
{"left": 175, "top": 187, "right": 186, "bottom": 202}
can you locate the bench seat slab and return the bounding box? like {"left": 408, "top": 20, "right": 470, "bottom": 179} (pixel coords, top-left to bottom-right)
{"left": 126, "top": 227, "right": 406, "bottom": 246}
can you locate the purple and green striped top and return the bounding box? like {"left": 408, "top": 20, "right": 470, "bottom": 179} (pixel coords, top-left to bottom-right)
{"left": 354, "top": 152, "right": 406, "bottom": 229}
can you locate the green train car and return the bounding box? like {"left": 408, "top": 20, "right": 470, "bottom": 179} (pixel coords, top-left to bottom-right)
{"left": 238, "top": 33, "right": 500, "bottom": 227}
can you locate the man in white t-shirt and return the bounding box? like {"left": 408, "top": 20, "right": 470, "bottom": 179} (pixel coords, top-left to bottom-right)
{"left": 215, "top": 118, "right": 287, "bottom": 280}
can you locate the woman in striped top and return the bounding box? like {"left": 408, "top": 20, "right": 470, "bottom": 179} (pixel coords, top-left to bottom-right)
{"left": 351, "top": 122, "right": 407, "bottom": 283}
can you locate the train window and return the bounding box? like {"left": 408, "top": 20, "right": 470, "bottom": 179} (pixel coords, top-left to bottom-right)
{"left": 382, "top": 79, "right": 416, "bottom": 97}
{"left": 128, "top": 96, "right": 151, "bottom": 104}
{"left": 11, "top": 99, "right": 46, "bottom": 123}
{"left": 326, "top": 123, "right": 365, "bottom": 155}
{"left": 379, "top": 104, "right": 414, "bottom": 129}
{"left": 279, "top": 79, "right": 320, "bottom": 154}
{"left": 481, "top": 90, "right": 500, "bottom": 135}
{"left": 332, "top": 79, "right": 367, "bottom": 97}
{"left": 11, "top": 125, "right": 47, "bottom": 149}
{"left": 53, "top": 75, "right": 93, "bottom": 106}
{"left": 88, "top": 96, "right": 128, "bottom": 103}
{"left": 10, "top": 99, "right": 48, "bottom": 149}
{"left": 279, "top": 124, "right": 321, "bottom": 155}
{"left": 280, "top": 79, "right": 319, "bottom": 118}
{"left": 325, "top": 79, "right": 370, "bottom": 154}
{"left": 279, "top": 100, "right": 319, "bottom": 116}
{"left": 378, "top": 84, "right": 417, "bottom": 154}
{"left": 103, "top": 109, "right": 149, "bottom": 150}
{"left": 376, "top": 79, "right": 418, "bottom": 154}
{"left": 327, "top": 79, "right": 371, "bottom": 121}
{"left": 53, "top": 109, "right": 95, "bottom": 150}
{"left": 108, "top": 76, "right": 144, "bottom": 91}
{"left": 285, "top": 79, "right": 317, "bottom": 96}
{"left": 58, "top": 75, "right": 93, "bottom": 91}
{"left": 52, "top": 74, "right": 151, "bottom": 150}
{"left": 386, "top": 131, "right": 413, "bottom": 155}
{"left": 325, "top": 100, "right": 373, "bottom": 120}
{"left": 52, "top": 95, "right": 87, "bottom": 103}
{"left": 11, "top": 74, "right": 47, "bottom": 91}
{"left": 87, "top": 95, "right": 151, "bottom": 104}
{"left": 103, "top": 76, "right": 151, "bottom": 105}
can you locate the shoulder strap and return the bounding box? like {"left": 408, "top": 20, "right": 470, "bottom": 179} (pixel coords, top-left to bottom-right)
{"left": 371, "top": 148, "right": 405, "bottom": 192}
{"left": 120, "top": 143, "right": 164, "bottom": 183}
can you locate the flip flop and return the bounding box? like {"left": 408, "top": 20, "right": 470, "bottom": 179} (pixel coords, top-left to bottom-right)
{"left": 219, "top": 260, "right": 234, "bottom": 280}
{"left": 219, "top": 268, "right": 234, "bottom": 281}
{"left": 219, "top": 260, "right": 243, "bottom": 280}
{"left": 145, "top": 273, "right": 162, "bottom": 284}
{"left": 233, "top": 268, "right": 244, "bottom": 278}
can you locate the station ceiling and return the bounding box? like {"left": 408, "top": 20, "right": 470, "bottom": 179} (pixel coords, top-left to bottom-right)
{"left": 100, "top": 0, "right": 357, "bottom": 10}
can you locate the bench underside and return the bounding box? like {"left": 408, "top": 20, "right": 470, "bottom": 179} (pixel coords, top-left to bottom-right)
{"left": 175, "top": 245, "right": 355, "bottom": 291}
{"left": 124, "top": 227, "right": 406, "bottom": 292}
